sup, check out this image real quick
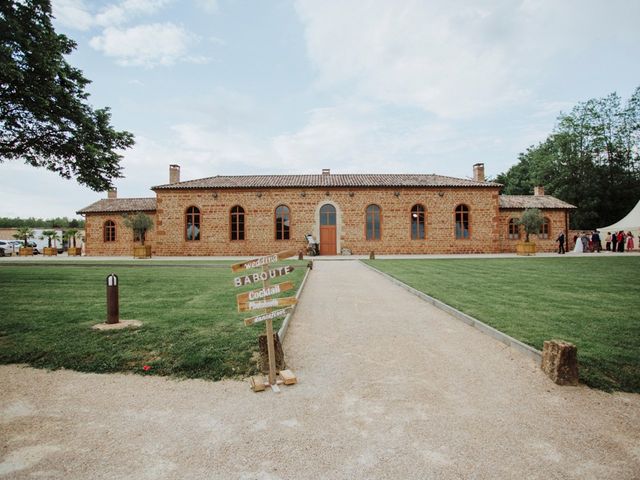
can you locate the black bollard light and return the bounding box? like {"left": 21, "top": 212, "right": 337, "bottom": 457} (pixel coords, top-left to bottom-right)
{"left": 106, "top": 273, "right": 119, "bottom": 324}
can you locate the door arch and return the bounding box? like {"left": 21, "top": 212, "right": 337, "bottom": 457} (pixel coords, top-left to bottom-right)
{"left": 319, "top": 203, "right": 337, "bottom": 255}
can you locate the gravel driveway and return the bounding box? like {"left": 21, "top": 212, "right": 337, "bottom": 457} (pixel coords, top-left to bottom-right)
{"left": 1, "top": 260, "right": 639, "bottom": 479}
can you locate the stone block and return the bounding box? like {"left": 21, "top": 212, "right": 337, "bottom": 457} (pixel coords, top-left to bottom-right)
{"left": 541, "top": 340, "right": 579, "bottom": 386}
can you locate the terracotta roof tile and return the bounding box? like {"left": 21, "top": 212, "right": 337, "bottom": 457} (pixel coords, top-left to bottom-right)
{"left": 77, "top": 198, "right": 156, "bottom": 214}
{"left": 152, "top": 174, "right": 501, "bottom": 190}
{"left": 499, "top": 195, "right": 576, "bottom": 209}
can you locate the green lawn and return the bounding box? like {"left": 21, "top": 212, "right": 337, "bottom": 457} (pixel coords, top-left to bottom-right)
{"left": 364, "top": 257, "right": 640, "bottom": 393}
{"left": 0, "top": 260, "right": 308, "bottom": 380}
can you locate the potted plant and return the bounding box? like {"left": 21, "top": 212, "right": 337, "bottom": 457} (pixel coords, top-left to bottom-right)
{"left": 65, "top": 228, "right": 82, "bottom": 256}
{"left": 123, "top": 212, "right": 154, "bottom": 258}
{"left": 13, "top": 227, "right": 35, "bottom": 256}
{"left": 516, "top": 208, "right": 544, "bottom": 256}
{"left": 41, "top": 230, "right": 60, "bottom": 256}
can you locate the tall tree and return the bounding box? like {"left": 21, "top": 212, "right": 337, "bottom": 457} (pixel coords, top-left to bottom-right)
{"left": 497, "top": 87, "right": 640, "bottom": 229}
{"left": 0, "top": 0, "right": 134, "bottom": 191}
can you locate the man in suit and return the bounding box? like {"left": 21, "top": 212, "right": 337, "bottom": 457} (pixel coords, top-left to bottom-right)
{"left": 557, "top": 230, "right": 566, "bottom": 254}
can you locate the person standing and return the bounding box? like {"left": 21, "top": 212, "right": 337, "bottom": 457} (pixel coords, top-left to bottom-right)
{"left": 627, "top": 231, "right": 635, "bottom": 251}
{"left": 556, "top": 230, "right": 565, "bottom": 254}
{"left": 612, "top": 231, "right": 618, "bottom": 252}
{"left": 573, "top": 233, "right": 584, "bottom": 253}
{"left": 618, "top": 231, "right": 625, "bottom": 252}
{"left": 605, "top": 232, "right": 612, "bottom": 251}
{"left": 592, "top": 230, "right": 602, "bottom": 252}
{"left": 581, "top": 233, "right": 589, "bottom": 252}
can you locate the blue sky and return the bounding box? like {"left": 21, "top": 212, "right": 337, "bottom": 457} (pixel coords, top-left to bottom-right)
{"left": 2, "top": 0, "right": 639, "bottom": 218}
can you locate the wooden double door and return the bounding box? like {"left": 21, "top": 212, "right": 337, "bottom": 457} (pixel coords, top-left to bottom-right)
{"left": 319, "top": 204, "right": 337, "bottom": 255}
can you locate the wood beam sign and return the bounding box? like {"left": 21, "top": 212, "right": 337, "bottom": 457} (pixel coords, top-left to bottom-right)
{"left": 232, "top": 248, "right": 298, "bottom": 392}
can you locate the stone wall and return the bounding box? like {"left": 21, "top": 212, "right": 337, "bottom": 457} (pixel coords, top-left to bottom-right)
{"left": 497, "top": 210, "right": 568, "bottom": 253}
{"left": 84, "top": 213, "right": 156, "bottom": 256}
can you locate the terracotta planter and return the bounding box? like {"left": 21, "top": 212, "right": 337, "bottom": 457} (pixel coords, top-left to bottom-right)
{"left": 67, "top": 247, "right": 82, "bottom": 256}
{"left": 133, "top": 245, "right": 152, "bottom": 259}
{"left": 43, "top": 247, "right": 57, "bottom": 256}
{"left": 19, "top": 247, "right": 34, "bottom": 256}
{"left": 516, "top": 241, "right": 536, "bottom": 256}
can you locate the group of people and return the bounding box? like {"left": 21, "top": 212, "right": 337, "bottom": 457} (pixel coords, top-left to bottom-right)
{"left": 605, "top": 231, "right": 635, "bottom": 252}
{"left": 555, "top": 230, "right": 636, "bottom": 254}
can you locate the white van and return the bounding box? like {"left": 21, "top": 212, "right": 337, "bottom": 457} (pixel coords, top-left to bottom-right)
{"left": 0, "top": 239, "right": 17, "bottom": 256}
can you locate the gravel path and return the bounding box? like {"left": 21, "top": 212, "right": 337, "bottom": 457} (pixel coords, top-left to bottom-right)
{"left": 2, "top": 260, "right": 639, "bottom": 479}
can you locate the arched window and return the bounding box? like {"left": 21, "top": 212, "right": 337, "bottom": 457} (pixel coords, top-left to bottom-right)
{"left": 103, "top": 220, "right": 116, "bottom": 242}
{"left": 185, "top": 206, "right": 200, "bottom": 241}
{"left": 366, "top": 204, "right": 381, "bottom": 240}
{"left": 539, "top": 217, "right": 550, "bottom": 239}
{"left": 508, "top": 218, "right": 520, "bottom": 240}
{"left": 320, "top": 204, "right": 336, "bottom": 225}
{"left": 275, "top": 205, "right": 290, "bottom": 240}
{"left": 230, "top": 206, "right": 245, "bottom": 241}
{"left": 411, "top": 204, "right": 426, "bottom": 240}
{"left": 455, "top": 205, "right": 470, "bottom": 239}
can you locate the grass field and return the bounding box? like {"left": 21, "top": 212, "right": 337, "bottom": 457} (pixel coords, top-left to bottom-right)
{"left": 0, "top": 260, "right": 308, "bottom": 380}
{"left": 364, "top": 257, "right": 640, "bottom": 393}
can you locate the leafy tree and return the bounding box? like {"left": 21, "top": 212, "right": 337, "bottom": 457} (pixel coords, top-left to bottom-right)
{"left": 0, "top": 216, "right": 84, "bottom": 228}
{"left": 40, "top": 229, "right": 60, "bottom": 248}
{"left": 64, "top": 228, "right": 79, "bottom": 248}
{"left": 518, "top": 208, "right": 544, "bottom": 243}
{"left": 123, "top": 212, "right": 153, "bottom": 246}
{"left": 498, "top": 87, "right": 640, "bottom": 229}
{"left": 0, "top": 0, "right": 134, "bottom": 191}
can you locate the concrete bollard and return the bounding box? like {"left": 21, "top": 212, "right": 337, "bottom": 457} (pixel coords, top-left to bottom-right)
{"left": 106, "top": 273, "right": 119, "bottom": 324}
{"left": 541, "top": 340, "right": 578, "bottom": 385}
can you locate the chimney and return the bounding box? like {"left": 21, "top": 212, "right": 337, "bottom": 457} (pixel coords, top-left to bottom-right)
{"left": 322, "top": 168, "right": 331, "bottom": 176}
{"left": 170, "top": 164, "right": 181, "bottom": 184}
{"left": 534, "top": 185, "right": 545, "bottom": 196}
{"left": 473, "top": 163, "right": 485, "bottom": 182}
{"left": 107, "top": 188, "right": 117, "bottom": 199}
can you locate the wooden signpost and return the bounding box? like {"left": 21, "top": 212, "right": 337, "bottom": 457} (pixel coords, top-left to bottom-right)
{"left": 232, "top": 249, "right": 298, "bottom": 392}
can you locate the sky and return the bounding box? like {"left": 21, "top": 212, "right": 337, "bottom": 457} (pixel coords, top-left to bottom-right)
{"left": 2, "top": 0, "right": 640, "bottom": 219}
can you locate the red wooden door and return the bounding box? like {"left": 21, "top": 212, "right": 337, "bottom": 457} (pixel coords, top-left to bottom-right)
{"left": 319, "top": 204, "right": 337, "bottom": 255}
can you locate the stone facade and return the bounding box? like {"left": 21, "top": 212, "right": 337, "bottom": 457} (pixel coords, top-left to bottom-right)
{"left": 79, "top": 166, "right": 575, "bottom": 256}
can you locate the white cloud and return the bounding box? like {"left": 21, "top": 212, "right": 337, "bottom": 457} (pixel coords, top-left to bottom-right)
{"left": 94, "top": 0, "right": 172, "bottom": 27}
{"left": 194, "top": 0, "right": 219, "bottom": 14}
{"left": 294, "top": 0, "right": 640, "bottom": 119}
{"left": 52, "top": 0, "right": 94, "bottom": 30}
{"left": 89, "top": 23, "right": 203, "bottom": 67}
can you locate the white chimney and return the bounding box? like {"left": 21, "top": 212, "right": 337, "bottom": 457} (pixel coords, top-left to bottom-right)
{"left": 322, "top": 168, "right": 331, "bottom": 176}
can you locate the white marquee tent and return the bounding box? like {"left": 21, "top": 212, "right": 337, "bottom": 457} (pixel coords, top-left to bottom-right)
{"left": 598, "top": 199, "right": 640, "bottom": 243}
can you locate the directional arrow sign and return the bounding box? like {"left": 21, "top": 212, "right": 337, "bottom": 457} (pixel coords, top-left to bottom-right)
{"left": 233, "top": 265, "right": 295, "bottom": 288}
{"left": 231, "top": 248, "right": 298, "bottom": 272}
{"left": 244, "top": 307, "right": 292, "bottom": 326}
{"left": 238, "top": 296, "right": 297, "bottom": 313}
{"left": 236, "top": 281, "right": 294, "bottom": 305}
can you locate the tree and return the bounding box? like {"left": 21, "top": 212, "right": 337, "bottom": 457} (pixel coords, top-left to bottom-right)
{"left": 518, "top": 208, "right": 544, "bottom": 243}
{"left": 0, "top": 0, "right": 134, "bottom": 191}
{"left": 64, "top": 228, "right": 79, "bottom": 248}
{"left": 13, "top": 226, "right": 34, "bottom": 245}
{"left": 41, "top": 229, "right": 60, "bottom": 248}
{"left": 123, "top": 212, "right": 153, "bottom": 246}
{"left": 497, "top": 87, "right": 640, "bottom": 229}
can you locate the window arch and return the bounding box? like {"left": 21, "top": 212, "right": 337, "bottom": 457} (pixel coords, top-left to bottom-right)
{"left": 411, "top": 204, "right": 426, "bottom": 240}
{"left": 320, "top": 204, "right": 336, "bottom": 225}
{"left": 103, "top": 220, "right": 116, "bottom": 242}
{"left": 539, "top": 217, "right": 550, "bottom": 239}
{"left": 366, "top": 204, "right": 381, "bottom": 240}
{"left": 230, "top": 206, "right": 245, "bottom": 241}
{"left": 275, "top": 205, "right": 290, "bottom": 240}
{"left": 455, "top": 204, "right": 470, "bottom": 239}
{"left": 185, "top": 206, "right": 200, "bottom": 241}
{"left": 508, "top": 218, "right": 520, "bottom": 240}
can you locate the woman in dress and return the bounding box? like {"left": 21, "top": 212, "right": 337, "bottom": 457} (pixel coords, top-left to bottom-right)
{"left": 573, "top": 233, "right": 584, "bottom": 253}
{"left": 626, "top": 231, "right": 634, "bottom": 251}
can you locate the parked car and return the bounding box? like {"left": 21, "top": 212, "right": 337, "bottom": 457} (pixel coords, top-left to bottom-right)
{"left": 0, "top": 240, "right": 17, "bottom": 256}
{"left": 5, "top": 240, "right": 40, "bottom": 255}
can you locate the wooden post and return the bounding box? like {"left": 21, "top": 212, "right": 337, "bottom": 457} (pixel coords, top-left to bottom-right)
{"left": 106, "top": 274, "right": 119, "bottom": 324}
{"left": 262, "top": 264, "right": 277, "bottom": 387}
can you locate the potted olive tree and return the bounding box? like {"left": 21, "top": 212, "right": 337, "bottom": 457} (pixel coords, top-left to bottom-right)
{"left": 516, "top": 208, "right": 544, "bottom": 256}
{"left": 41, "top": 230, "right": 60, "bottom": 256}
{"left": 123, "top": 212, "right": 154, "bottom": 258}
{"left": 13, "top": 227, "right": 35, "bottom": 256}
{"left": 65, "top": 228, "right": 82, "bottom": 256}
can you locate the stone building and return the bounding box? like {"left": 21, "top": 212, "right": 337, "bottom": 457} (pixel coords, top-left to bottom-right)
{"left": 77, "top": 163, "right": 575, "bottom": 256}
